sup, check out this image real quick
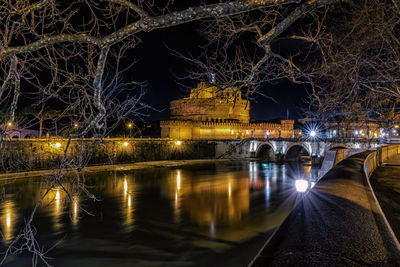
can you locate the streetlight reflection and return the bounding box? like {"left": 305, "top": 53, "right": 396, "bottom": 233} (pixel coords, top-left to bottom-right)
{"left": 124, "top": 177, "right": 128, "bottom": 196}
{"left": 72, "top": 196, "right": 80, "bottom": 226}
{"left": 174, "top": 170, "right": 182, "bottom": 223}
{"left": 121, "top": 176, "right": 134, "bottom": 232}
{"left": 1, "top": 200, "right": 17, "bottom": 243}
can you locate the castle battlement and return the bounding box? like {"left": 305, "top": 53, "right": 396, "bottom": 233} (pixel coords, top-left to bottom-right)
{"left": 161, "top": 83, "right": 294, "bottom": 139}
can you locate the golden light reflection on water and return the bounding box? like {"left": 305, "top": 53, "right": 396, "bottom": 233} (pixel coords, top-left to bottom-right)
{"left": 51, "top": 187, "right": 63, "bottom": 231}
{"left": 0, "top": 162, "right": 320, "bottom": 246}
{"left": 304, "top": 165, "right": 311, "bottom": 177}
{"left": 55, "top": 188, "right": 60, "bottom": 209}
{"left": 164, "top": 170, "right": 251, "bottom": 226}
{"left": 121, "top": 176, "right": 134, "bottom": 231}
{"left": 174, "top": 170, "right": 182, "bottom": 222}
{"left": 72, "top": 196, "right": 80, "bottom": 226}
{"left": 176, "top": 170, "right": 181, "bottom": 191}
{"left": 0, "top": 200, "right": 18, "bottom": 243}
{"left": 184, "top": 178, "right": 249, "bottom": 226}
{"left": 124, "top": 177, "right": 128, "bottom": 196}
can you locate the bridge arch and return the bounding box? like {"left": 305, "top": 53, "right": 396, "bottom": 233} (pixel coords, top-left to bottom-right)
{"left": 284, "top": 143, "right": 311, "bottom": 162}
{"left": 328, "top": 144, "right": 349, "bottom": 151}
{"left": 255, "top": 142, "right": 276, "bottom": 162}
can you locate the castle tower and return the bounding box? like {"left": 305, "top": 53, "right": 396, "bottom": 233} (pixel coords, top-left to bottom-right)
{"left": 161, "top": 82, "right": 293, "bottom": 139}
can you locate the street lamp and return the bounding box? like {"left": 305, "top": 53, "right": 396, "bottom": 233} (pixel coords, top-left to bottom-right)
{"left": 7, "top": 121, "right": 12, "bottom": 127}
{"left": 309, "top": 130, "right": 317, "bottom": 138}
{"left": 127, "top": 122, "right": 133, "bottom": 137}
{"left": 295, "top": 179, "right": 309, "bottom": 193}
{"left": 52, "top": 142, "right": 62, "bottom": 148}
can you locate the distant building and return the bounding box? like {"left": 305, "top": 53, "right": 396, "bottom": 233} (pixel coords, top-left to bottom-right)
{"left": 0, "top": 123, "right": 39, "bottom": 138}
{"left": 161, "top": 82, "right": 294, "bottom": 139}
{"left": 298, "top": 117, "right": 395, "bottom": 139}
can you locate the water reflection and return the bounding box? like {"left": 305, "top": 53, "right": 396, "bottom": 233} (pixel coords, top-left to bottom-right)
{"left": 249, "top": 162, "right": 257, "bottom": 183}
{"left": 163, "top": 170, "right": 251, "bottom": 226}
{"left": 43, "top": 187, "right": 64, "bottom": 232}
{"left": 265, "top": 175, "right": 270, "bottom": 207}
{"left": 0, "top": 200, "right": 18, "bottom": 243}
{"left": 174, "top": 170, "right": 182, "bottom": 223}
{"left": 122, "top": 175, "right": 134, "bottom": 231}
{"left": 72, "top": 196, "right": 80, "bottom": 226}
{"left": 1, "top": 161, "right": 320, "bottom": 266}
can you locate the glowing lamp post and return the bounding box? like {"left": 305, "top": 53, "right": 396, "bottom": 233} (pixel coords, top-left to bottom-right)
{"left": 127, "top": 123, "right": 133, "bottom": 137}
{"left": 51, "top": 142, "right": 62, "bottom": 149}
{"left": 309, "top": 130, "right": 317, "bottom": 139}
{"left": 175, "top": 141, "right": 183, "bottom": 160}
{"left": 295, "top": 179, "right": 309, "bottom": 193}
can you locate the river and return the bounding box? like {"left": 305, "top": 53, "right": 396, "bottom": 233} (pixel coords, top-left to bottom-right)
{"left": 0, "top": 160, "right": 319, "bottom": 266}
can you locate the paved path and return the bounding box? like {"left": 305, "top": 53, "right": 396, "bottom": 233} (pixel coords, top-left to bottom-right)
{"left": 251, "top": 152, "right": 400, "bottom": 266}
{"left": 371, "top": 155, "right": 400, "bottom": 240}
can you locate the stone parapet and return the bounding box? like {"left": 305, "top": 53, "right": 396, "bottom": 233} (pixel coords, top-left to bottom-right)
{"left": 250, "top": 145, "right": 400, "bottom": 266}
{"left": 0, "top": 139, "right": 217, "bottom": 173}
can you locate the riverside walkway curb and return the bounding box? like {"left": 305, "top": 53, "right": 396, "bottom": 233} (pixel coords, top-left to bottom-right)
{"left": 250, "top": 151, "right": 400, "bottom": 266}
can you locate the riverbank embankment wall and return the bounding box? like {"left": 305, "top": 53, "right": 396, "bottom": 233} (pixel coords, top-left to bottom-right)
{"left": 250, "top": 145, "right": 400, "bottom": 266}
{"left": 0, "top": 138, "right": 247, "bottom": 173}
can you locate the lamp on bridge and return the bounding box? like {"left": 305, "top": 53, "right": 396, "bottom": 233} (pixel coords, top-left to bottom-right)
{"left": 309, "top": 130, "right": 317, "bottom": 138}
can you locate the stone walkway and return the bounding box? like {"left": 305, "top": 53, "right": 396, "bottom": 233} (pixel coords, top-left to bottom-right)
{"left": 371, "top": 155, "right": 400, "bottom": 240}
{"left": 251, "top": 152, "right": 400, "bottom": 266}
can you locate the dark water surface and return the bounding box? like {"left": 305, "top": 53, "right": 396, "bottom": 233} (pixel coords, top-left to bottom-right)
{"left": 0, "top": 161, "right": 319, "bottom": 266}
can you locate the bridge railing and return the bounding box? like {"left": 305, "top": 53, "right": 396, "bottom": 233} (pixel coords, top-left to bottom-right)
{"left": 250, "top": 137, "right": 386, "bottom": 143}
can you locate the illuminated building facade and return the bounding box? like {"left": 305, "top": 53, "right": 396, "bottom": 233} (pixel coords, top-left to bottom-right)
{"left": 161, "top": 82, "right": 294, "bottom": 139}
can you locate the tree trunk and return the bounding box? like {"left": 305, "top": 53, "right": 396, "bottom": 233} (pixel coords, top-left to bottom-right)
{"left": 39, "top": 119, "right": 43, "bottom": 137}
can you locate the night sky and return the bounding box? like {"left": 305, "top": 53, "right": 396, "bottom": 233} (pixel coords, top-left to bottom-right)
{"left": 131, "top": 22, "right": 309, "bottom": 122}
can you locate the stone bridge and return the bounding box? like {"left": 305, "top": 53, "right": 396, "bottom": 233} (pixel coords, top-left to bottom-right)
{"left": 224, "top": 138, "right": 385, "bottom": 163}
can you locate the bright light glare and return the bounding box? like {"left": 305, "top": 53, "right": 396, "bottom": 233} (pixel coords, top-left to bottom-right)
{"left": 55, "top": 142, "right": 61, "bottom": 148}
{"left": 175, "top": 141, "right": 182, "bottom": 146}
{"left": 6, "top": 212, "right": 11, "bottom": 228}
{"left": 7, "top": 121, "right": 12, "bottom": 127}
{"left": 128, "top": 194, "right": 132, "bottom": 207}
{"left": 124, "top": 179, "right": 128, "bottom": 196}
{"left": 295, "top": 179, "right": 309, "bottom": 193}
{"left": 123, "top": 142, "right": 129, "bottom": 147}
{"left": 310, "top": 130, "right": 317, "bottom": 137}
{"left": 176, "top": 170, "right": 181, "bottom": 190}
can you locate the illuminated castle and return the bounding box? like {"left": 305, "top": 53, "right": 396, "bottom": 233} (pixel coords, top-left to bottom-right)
{"left": 161, "top": 82, "right": 294, "bottom": 139}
